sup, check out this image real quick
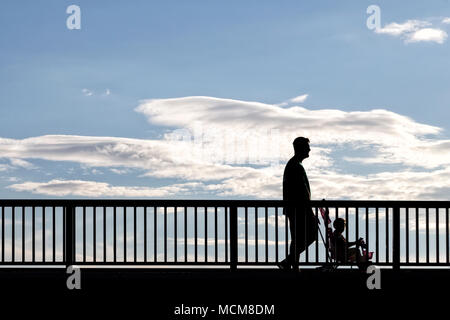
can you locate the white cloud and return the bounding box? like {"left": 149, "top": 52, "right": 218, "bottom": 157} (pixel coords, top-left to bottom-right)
{"left": 110, "top": 168, "right": 130, "bottom": 175}
{"left": 82, "top": 88, "right": 93, "bottom": 96}
{"left": 91, "top": 168, "right": 103, "bottom": 175}
{"left": 136, "top": 96, "right": 448, "bottom": 168}
{"left": 136, "top": 96, "right": 440, "bottom": 140}
{"left": 10, "top": 158, "right": 36, "bottom": 169}
{"left": 276, "top": 93, "right": 308, "bottom": 107}
{"left": 0, "top": 159, "right": 35, "bottom": 171}
{"left": 290, "top": 94, "right": 309, "bottom": 103}
{"left": 442, "top": 17, "right": 450, "bottom": 24}
{"left": 0, "top": 135, "right": 187, "bottom": 170}
{"left": 2, "top": 96, "right": 450, "bottom": 200}
{"left": 406, "top": 28, "right": 448, "bottom": 44}
{"left": 311, "top": 167, "right": 450, "bottom": 200}
{"left": 375, "top": 19, "right": 447, "bottom": 44}
{"left": 82, "top": 88, "right": 111, "bottom": 97}
{"left": 376, "top": 20, "right": 430, "bottom": 36}
{"left": 8, "top": 179, "right": 207, "bottom": 197}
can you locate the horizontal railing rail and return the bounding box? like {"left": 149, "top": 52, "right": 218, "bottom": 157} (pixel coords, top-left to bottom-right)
{"left": 0, "top": 200, "right": 448, "bottom": 269}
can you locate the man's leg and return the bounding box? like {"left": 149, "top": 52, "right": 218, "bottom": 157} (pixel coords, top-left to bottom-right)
{"left": 291, "top": 213, "right": 308, "bottom": 270}
{"left": 292, "top": 213, "right": 318, "bottom": 268}
{"left": 288, "top": 214, "right": 297, "bottom": 268}
{"left": 279, "top": 210, "right": 313, "bottom": 270}
{"left": 278, "top": 213, "right": 301, "bottom": 269}
{"left": 277, "top": 213, "right": 294, "bottom": 270}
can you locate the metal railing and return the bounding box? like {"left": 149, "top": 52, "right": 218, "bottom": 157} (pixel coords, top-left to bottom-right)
{"left": 0, "top": 200, "right": 449, "bottom": 269}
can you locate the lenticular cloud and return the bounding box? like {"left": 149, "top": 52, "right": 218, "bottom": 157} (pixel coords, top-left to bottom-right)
{"left": 2, "top": 96, "right": 450, "bottom": 200}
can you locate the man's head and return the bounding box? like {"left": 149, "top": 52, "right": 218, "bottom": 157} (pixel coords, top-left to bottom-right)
{"left": 293, "top": 137, "right": 310, "bottom": 161}
{"left": 333, "top": 218, "right": 346, "bottom": 233}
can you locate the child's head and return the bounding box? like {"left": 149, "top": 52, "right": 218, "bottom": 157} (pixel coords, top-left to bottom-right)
{"left": 333, "top": 218, "right": 346, "bottom": 233}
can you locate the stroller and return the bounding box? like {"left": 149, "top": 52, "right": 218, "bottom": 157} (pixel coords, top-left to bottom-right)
{"left": 317, "top": 205, "right": 373, "bottom": 271}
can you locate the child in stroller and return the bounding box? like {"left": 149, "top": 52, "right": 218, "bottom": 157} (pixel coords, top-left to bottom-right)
{"left": 330, "top": 217, "right": 372, "bottom": 271}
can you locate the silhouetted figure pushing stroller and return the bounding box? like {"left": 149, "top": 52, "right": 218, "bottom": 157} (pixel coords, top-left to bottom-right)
{"left": 278, "top": 137, "right": 317, "bottom": 271}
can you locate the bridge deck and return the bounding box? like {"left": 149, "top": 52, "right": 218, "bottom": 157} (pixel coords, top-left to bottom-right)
{"left": 1, "top": 267, "right": 447, "bottom": 318}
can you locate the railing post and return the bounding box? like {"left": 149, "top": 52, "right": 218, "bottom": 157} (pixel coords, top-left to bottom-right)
{"left": 65, "top": 205, "right": 75, "bottom": 266}
{"left": 393, "top": 206, "right": 400, "bottom": 270}
{"left": 230, "top": 206, "right": 238, "bottom": 271}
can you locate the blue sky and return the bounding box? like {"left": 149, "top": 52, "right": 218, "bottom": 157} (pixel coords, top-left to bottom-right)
{"left": 1, "top": 0, "right": 450, "bottom": 200}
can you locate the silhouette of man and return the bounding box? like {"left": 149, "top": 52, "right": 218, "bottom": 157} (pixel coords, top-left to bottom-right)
{"left": 278, "top": 137, "right": 317, "bottom": 270}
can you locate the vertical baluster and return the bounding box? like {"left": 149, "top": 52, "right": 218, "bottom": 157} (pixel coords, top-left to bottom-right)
{"left": 244, "top": 206, "right": 248, "bottom": 263}
{"left": 285, "top": 213, "right": 288, "bottom": 262}
{"left": 355, "top": 207, "right": 359, "bottom": 265}
{"left": 154, "top": 206, "right": 157, "bottom": 262}
{"left": 436, "top": 207, "right": 439, "bottom": 263}
{"left": 43, "top": 207, "right": 46, "bottom": 262}
{"left": 124, "top": 206, "right": 127, "bottom": 262}
{"left": 416, "top": 207, "right": 419, "bottom": 263}
{"left": 64, "top": 206, "right": 75, "bottom": 265}
{"left": 12, "top": 206, "right": 15, "bottom": 262}
{"left": 276, "top": 207, "right": 279, "bottom": 263}
{"left": 345, "top": 208, "right": 349, "bottom": 240}
{"left": 230, "top": 206, "right": 238, "bottom": 270}
{"left": 94, "top": 207, "right": 97, "bottom": 263}
{"left": 393, "top": 207, "right": 400, "bottom": 270}
{"left": 265, "top": 207, "right": 268, "bottom": 263}
{"left": 375, "top": 207, "right": 379, "bottom": 264}
{"left": 215, "top": 207, "right": 218, "bottom": 263}
{"left": 175, "top": 207, "right": 178, "bottom": 263}
{"left": 406, "top": 208, "right": 409, "bottom": 264}
{"left": 103, "top": 207, "right": 106, "bottom": 263}
{"left": 225, "top": 207, "right": 228, "bottom": 263}
{"left": 365, "top": 207, "right": 369, "bottom": 263}
{"left": 334, "top": 207, "right": 339, "bottom": 262}
{"left": 314, "top": 207, "right": 318, "bottom": 264}
{"left": 446, "top": 207, "right": 449, "bottom": 264}
{"left": 426, "top": 207, "right": 429, "bottom": 264}
{"left": 345, "top": 207, "right": 349, "bottom": 261}
{"left": 164, "top": 206, "right": 167, "bottom": 263}
{"left": 204, "top": 207, "right": 207, "bottom": 263}
{"left": 83, "top": 206, "right": 86, "bottom": 263}
{"left": 323, "top": 207, "right": 328, "bottom": 264}
{"left": 184, "top": 207, "right": 187, "bottom": 263}
{"left": 194, "top": 206, "right": 197, "bottom": 263}
{"left": 22, "top": 207, "right": 25, "bottom": 262}
{"left": 32, "top": 206, "right": 35, "bottom": 263}
{"left": 255, "top": 207, "right": 258, "bottom": 263}
{"left": 134, "top": 206, "right": 137, "bottom": 263}
{"left": 62, "top": 206, "right": 65, "bottom": 263}
{"left": 1, "top": 206, "right": 4, "bottom": 262}
{"left": 385, "top": 208, "right": 389, "bottom": 263}
{"left": 113, "top": 206, "right": 117, "bottom": 263}
{"left": 53, "top": 206, "right": 56, "bottom": 262}
{"left": 144, "top": 207, "right": 147, "bottom": 263}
